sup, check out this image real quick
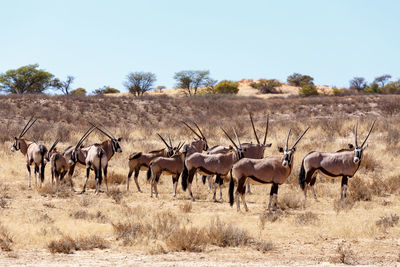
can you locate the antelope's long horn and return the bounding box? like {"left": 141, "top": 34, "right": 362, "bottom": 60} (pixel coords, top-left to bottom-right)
{"left": 249, "top": 113, "right": 260, "bottom": 145}
{"left": 354, "top": 121, "right": 359, "bottom": 148}
{"left": 291, "top": 127, "right": 310, "bottom": 149}
{"left": 181, "top": 121, "right": 202, "bottom": 139}
{"left": 20, "top": 117, "right": 37, "bottom": 138}
{"left": 95, "top": 120, "right": 116, "bottom": 139}
{"left": 220, "top": 127, "right": 238, "bottom": 150}
{"left": 285, "top": 128, "right": 291, "bottom": 150}
{"left": 361, "top": 120, "right": 376, "bottom": 148}
{"left": 193, "top": 122, "right": 206, "bottom": 140}
{"left": 49, "top": 138, "right": 60, "bottom": 153}
{"left": 88, "top": 122, "right": 113, "bottom": 140}
{"left": 157, "top": 133, "right": 171, "bottom": 149}
{"left": 177, "top": 141, "right": 185, "bottom": 151}
{"left": 232, "top": 127, "right": 242, "bottom": 149}
{"left": 263, "top": 115, "right": 269, "bottom": 145}
{"left": 75, "top": 126, "right": 95, "bottom": 150}
{"left": 168, "top": 135, "right": 173, "bottom": 148}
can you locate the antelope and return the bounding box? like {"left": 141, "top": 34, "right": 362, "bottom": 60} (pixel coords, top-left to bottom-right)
{"left": 299, "top": 121, "right": 375, "bottom": 206}
{"left": 63, "top": 121, "right": 122, "bottom": 190}
{"left": 127, "top": 134, "right": 175, "bottom": 192}
{"left": 67, "top": 127, "right": 109, "bottom": 194}
{"left": 181, "top": 121, "right": 208, "bottom": 156}
{"left": 204, "top": 113, "right": 272, "bottom": 198}
{"left": 230, "top": 127, "right": 309, "bottom": 212}
{"left": 147, "top": 141, "right": 186, "bottom": 198}
{"left": 45, "top": 139, "right": 69, "bottom": 188}
{"left": 11, "top": 116, "right": 48, "bottom": 188}
{"left": 182, "top": 127, "right": 245, "bottom": 201}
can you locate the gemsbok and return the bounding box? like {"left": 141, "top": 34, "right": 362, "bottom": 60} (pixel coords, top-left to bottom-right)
{"left": 63, "top": 121, "right": 122, "bottom": 190}
{"left": 181, "top": 121, "right": 208, "bottom": 156}
{"left": 182, "top": 127, "right": 245, "bottom": 201}
{"left": 11, "top": 116, "right": 48, "bottom": 188}
{"left": 230, "top": 127, "right": 309, "bottom": 211}
{"left": 68, "top": 127, "right": 109, "bottom": 194}
{"left": 45, "top": 139, "right": 69, "bottom": 188}
{"left": 127, "top": 134, "right": 175, "bottom": 192}
{"left": 147, "top": 141, "right": 186, "bottom": 198}
{"left": 299, "top": 121, "right": 375, "bottom": 206}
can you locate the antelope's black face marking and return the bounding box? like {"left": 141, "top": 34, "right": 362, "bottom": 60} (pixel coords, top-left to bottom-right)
{"left": 167, "top": 147, "right": 174, "bottom": 157}
{"left": 112, "top": 138, "right": 122, "bottom": 153}
{"left": 69, "top": 150, "right": 78, "bottom": 164}
{"left": 237, "top": 148, "right": 246, "bottom": 159}
{"left": 282, "top": 148, "right": 295, "bottom": 167}
{"left": 202, "top": 139, "right": 208, "bottom": 151}
{"left": 11, "top": 137, "right": 19, "bottom": 152}
{"left": 353, "top": 147, "right": 364, "bottom": 163}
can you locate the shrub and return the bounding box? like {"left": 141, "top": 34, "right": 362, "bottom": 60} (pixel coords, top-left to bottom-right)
{"left": 214, "top": 80, "right": 239, "bottom": 94}
{"left": 0, "top": 225, "right": 13, "bottom": 251}
{"left": 180, "top": 202, "right": 192, "bottom": 213}
{"left": 364, "top": 83, "right": 381, "bottom": 93}
{"left": 332, "top": 87, "right": 344, "bottom": 96}
{"left": 48, "top": 236, "right": 76, "bottom": 254}
{"left": 250, "top": 79, "right": 281, "bottom": 94}
{"left": 349, "top": 176, "right": 372, "bottom": 201}
{"left": 287, "top": 73, "right": 314, "bottom": 87}
{"left": 299, "top": 84, "right": 319, "bottom": 97}
{"left": 165, "top": 227, "right": 205, "bottom": 252}
{"left": 205, "top": 218, "right": 251, "bottom": 247}
{"left": 70, "top": 88, "right": 86, "bottom": 96}
{"left": 376, "top": 214, "right": 399, "bottom": 232}
{"left": 296, "top": 212, "right": 319, "bottom": 225}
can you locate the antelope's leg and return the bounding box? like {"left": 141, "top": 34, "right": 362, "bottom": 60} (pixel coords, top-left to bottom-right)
{"left": 271, "top": 183, "right": 279, "bottom": 211}
{"left": 27, "top": 164, "right": 32, "bottom": 188}
{"left": 34, "top": 164, "right": 39, "bottom": 186}
{"left": 188, "top": 170, "right": 196, "bottom": 201}
{"left": 68, "top": 164, "right": 76, "bottom": 190}
{"left": 51, "top": 168, "right": 55, "bottom": 185}
{"left": 134, "top": 168, "right": 141, "bottom": 192}
{"left": 247, "top": 183, "right": 252, "bottom": 194}
{"left": 340, "top": 176, "right": 348, "bottom": 200}
{"left": 303, "top": 183, "right": 308, "bottom": 209}
{"left": 127, "top": 169, "right": 133, "bottom": 191}
{"left": 172, "top": 174, "right": 179, "bottom": 197}
{"left": 310, "top": 177, "right": 318, "bottom": 201}
{"left": 104, "top": 165, "right": 108, "bottom": 193}
{"left": 207, "top": 176, "right": 213, "bottom": 191}
{"left": 81, "top": 166, "right": 90, "bottom": 194}
{"left": 154, "top": 179, "right": 159, "bottom": 198}
{"left": 213, "top": 175, "right": 220, "bottom": 202}
{"left": 219, "top": 176, "right": 223, "bottom": 201}
{"left": 237, "top": 177, "right": 246, "bottom": 212}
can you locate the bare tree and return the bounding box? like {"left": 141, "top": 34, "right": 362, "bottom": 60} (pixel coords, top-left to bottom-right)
{"left": 174, "top": 70, "right": 214, "bottom": 96}
{"left": 349, "top": 77, "right": 367, "bottom": 91}
{"left": 374, "top": 74, "right": 392, "bottom": 87}
{"left": 124, "top": 72, "right": 156, "bottom": 96}
{"left": 53, "top": 76, "right": 75, "bottom": 95}
{"left": 156, "top": 85, "right": 166, "bottom": 93}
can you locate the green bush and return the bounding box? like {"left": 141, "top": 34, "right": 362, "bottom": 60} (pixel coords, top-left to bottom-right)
{"left": 381, "top": 81, "right": 400, "bottom": 94}
{"left": 214, "top": 80, "right": 239, "bottom": 94}
{"left": 287, "top": 73, "right": 314, "bottom": 87}
{"left": 332, "top": 87, "right": 344, "bottom": 96}
{"left": 364, "top": 83, "right": 381, "bottom": 93}
{"left": 250, "top": 79, "right": 281, "bottom": 94}
{"left": 299, "top": 84, "right": 318, "bottom": 97}
{"left": 70, "top": 88, "right": 87, "bottom": 96}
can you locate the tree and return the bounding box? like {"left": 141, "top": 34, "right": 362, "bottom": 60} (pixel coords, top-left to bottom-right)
{"left": 174, "top": 70, "right": 214, "bottom": 96}
{"left": 373, "top": 74, "right": 392, "bottom": 87}
{"left": 123, "top": 72, "right": 156, "bottom": 96}
{"left": 250, "top": 79, "right": 281, "bottom": 94}
{"left": 94, "top": 86, "right": 120, "bottom": 94}
{"left": 287, "top": 73, "right": 314, "bottom": 87}
{"left": 70, "top": 88, "right": 86, "bottom": 96}
{"left": 299, "top": 84, "right": 319, "bottom": 97}
{"left": 381, "top": 80, "right": 400, "bottom": 93}
{"left": 156, "top": 85, "right": 166, "bottom": 93}
{"left": 0, "top": 64, "right": 56, "bottom": 94}
{"left": 53, "top": 76, "right": 75, "bottom": 95}
{"left": 349, "top": 77, "right": 367, "bottom": 91}
{"left": 213, "top": 80, "right": 239, "bottom": 94}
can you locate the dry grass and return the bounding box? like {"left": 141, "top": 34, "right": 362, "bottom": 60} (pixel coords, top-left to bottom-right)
{"left": 0, "top": 94, "right": 400, "bottom": 264}
{"left": 48, "top": 235, "right": 108, "bottom": 254}
{"left": 0, "top": 225, "right": 13, "bottom": 252}
{"left": 376, "top": 214, "right": 399, "bottom": 232}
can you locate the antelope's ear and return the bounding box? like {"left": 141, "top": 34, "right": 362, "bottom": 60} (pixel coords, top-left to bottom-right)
{"left": 243, "top": 148, "right": 247, "bottom": 152}
{"left": 363, "top": 144, "right": 368, "bottom": 150}
{"left": 292, "top": 147, "right": 296, "bottom": 152}
{"left": 117, "top": 138, "right": 122, "bottom": 142}
{"left": 80, "top": 144, "right": 84, "bottom": 148}
{"left": 266, "top": 143, "right": 272, "bottom": 147}
{"left": 348, "top": 144, "right": 354, "bottom": 149}
{"left": 278, "top": 147, "right": 284, "bottom": 153}
{"left": 14, "top": 137, "right": 17, "bottom": 140}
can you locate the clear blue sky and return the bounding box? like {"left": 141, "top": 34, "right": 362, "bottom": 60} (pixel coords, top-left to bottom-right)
{"left": 1, "top": 0, "right": 399, "bottom": 92}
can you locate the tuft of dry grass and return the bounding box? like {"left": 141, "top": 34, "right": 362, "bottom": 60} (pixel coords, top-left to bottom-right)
{"left": 278, "top": 192, "right": 302, "bottom": 210}
{"left": 107, "top": 171, "right": 126, "bottom": 185}
{"left": 206, "top": 218, "right": 252, "bottom": 247}
{"left": 107, "top": 187, "right": 123, "bottom": 204}
{"left": 296, "top": 211, "right": 319, "bottom": 225}
{"left": 180, "top": 202, "right": 192, "bottom": 213}
{"left": 70, "top": 210, "right": 108, "bottom": 223}
{"left": 333, "top": 241, "right": 357, "bottom": 265}
{"left": 333, "top": 198, "right": 356, "bottom": 213}
{"left": 0, "top": 225, "right": 13, "bottom": 252}
{"left": 349, "top": 176, "right": 372, "bottom": 201}
{"left": 376, "top": 214, "right": 399, "bottom": 232}
{"left": 165, "top": 227, "right": 205, "bottom": 252}
{"left": 48, "top": 235, "right": 108, "bottom": 254}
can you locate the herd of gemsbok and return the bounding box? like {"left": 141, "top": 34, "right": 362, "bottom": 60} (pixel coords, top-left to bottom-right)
{"left": 10, "top": 114, "right": 375, "bottom": 212}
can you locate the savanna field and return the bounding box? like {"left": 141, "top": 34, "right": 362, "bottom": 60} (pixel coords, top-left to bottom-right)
{"left": 1, "top": 93, "right": 400, "bottom": 265}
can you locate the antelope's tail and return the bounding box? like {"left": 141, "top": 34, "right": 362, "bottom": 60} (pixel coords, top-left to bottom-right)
{"left": 147, "top": 165, "right": 152, "bottom": 181}
{"left": 202, "top": 176, "right": 207, "bottom": 184}
{"left": 299, "top": 158, "right": 306, "bottom": 190}
{"left": 97, "top": 150, "right": 103, "bottom": 185}
{"left": 39, "top": 145, "right": 46, "bottom": 182}
{"left": 181, "top": 163, "right": 188, "bottom": 191}
{"left": 229, "top": 170, "right": 234, "bottom": 206}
